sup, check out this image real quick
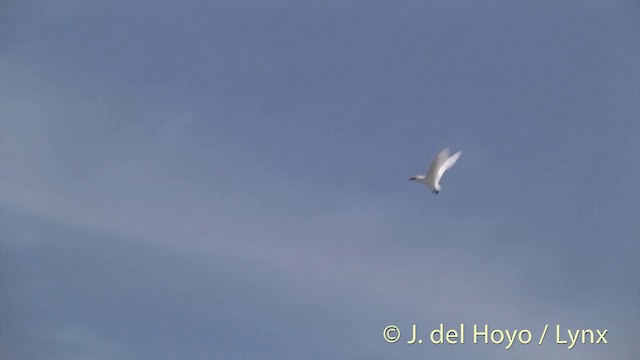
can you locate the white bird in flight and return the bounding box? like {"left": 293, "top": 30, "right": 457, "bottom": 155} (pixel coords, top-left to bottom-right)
{"left": 409, "top": 148, "right": 462, "bottom": 194}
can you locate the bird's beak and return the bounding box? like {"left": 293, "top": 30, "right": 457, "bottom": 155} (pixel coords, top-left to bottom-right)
{"left": 409, "top": 177, "right": 416, "bottom": 181}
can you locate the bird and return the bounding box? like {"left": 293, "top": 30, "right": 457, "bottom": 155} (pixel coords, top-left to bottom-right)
{"left": 409, "top": 148, "right": 462, "bottom": 194}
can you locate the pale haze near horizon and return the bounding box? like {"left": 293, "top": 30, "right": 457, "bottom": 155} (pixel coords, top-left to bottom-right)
{"left": 1, "top": 1, "right": 639, "bottom": 359}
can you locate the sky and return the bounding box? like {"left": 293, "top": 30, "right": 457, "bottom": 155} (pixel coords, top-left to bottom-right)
{"left": 1, "top": 1, "right": 639, "bottom": 359}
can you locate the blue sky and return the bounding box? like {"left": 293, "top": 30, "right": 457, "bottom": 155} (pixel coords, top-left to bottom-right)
{"left": 1, "top": 1, "right": 638, "bottom": 359}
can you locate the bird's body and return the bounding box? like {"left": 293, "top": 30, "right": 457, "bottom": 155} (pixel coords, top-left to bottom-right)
{"left": 409, "top": 148, "right": 462, "bottom": 194}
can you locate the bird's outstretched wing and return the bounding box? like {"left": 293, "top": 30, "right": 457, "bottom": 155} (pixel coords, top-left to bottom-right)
{"left": 426, "top": 148, "right": 450, "bottom": 179}
{"left": 437, "top": 150, "right": 462, "bottom": 180}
